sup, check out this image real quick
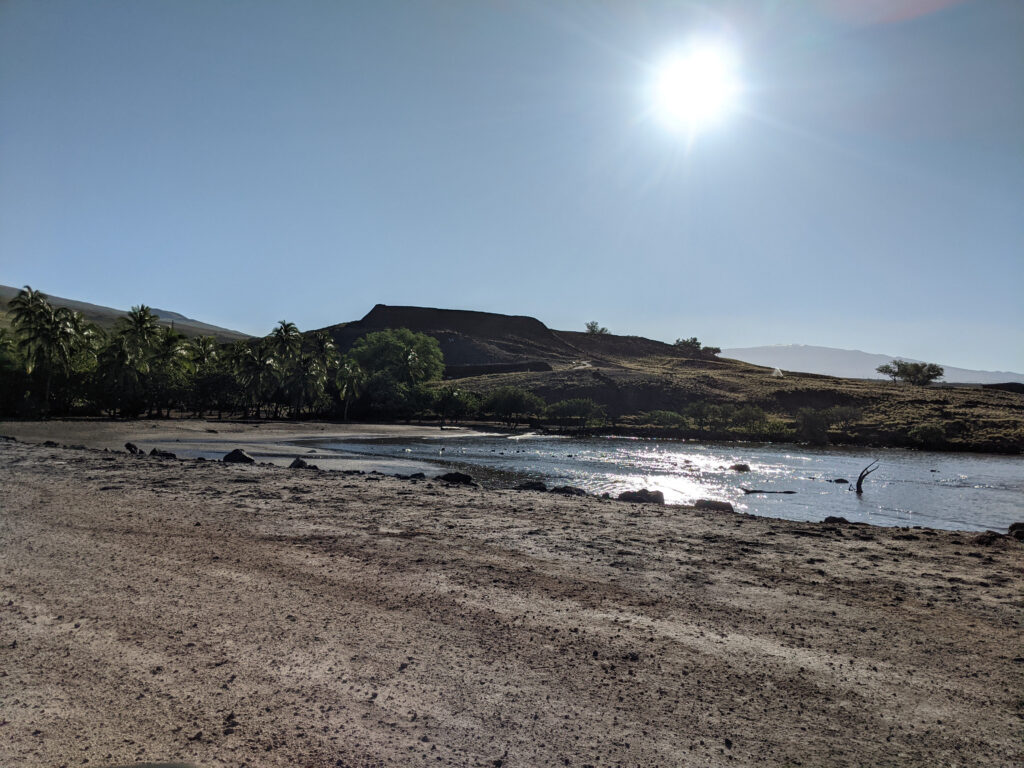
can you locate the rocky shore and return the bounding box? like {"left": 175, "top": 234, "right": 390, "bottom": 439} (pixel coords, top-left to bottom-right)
{"left": 1, "top": 428, "right": 1021, "bottom": 767}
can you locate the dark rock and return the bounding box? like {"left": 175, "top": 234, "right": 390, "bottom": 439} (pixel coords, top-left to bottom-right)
{"left": 515, "top": 480, "right": 548, "bottom": 492}
{"left": 42, "top": 440, "right": 59, "bottom": 447}
{"left": 972, "top": 530, "right": 1004, "bottom": 546}
{"left": 124, "top": 442, "right": 142, "bottom": 455}
{"left": 223, "top": 448, "right": 256, "bottom": 464}
{"left": 289, "top": 457, "right": 318, "bottom": 469}
{"left": 617, "top": 489, "right": 665, "bottom": 504}
{"left": 822, "top": 516, "right": 850, "bottom": 525}
{"left": 694, "top": 499, "right": 734, "bottom": 513}
{"left": 438, "top": 471, "right": 475, "bottom": 486}
{"left": 550, "top": 485, "right": 588, "bottom": 496}
{"left": 729, "top": 463, "right": 751, "bottom": 472}
{"left": 833, "top": 478, "right": 849, "bottom": 484}
{"left": 149, "top": 448, "right": 177, "bottom": 459}
{"left": 1008, "top": 521, "right": 1024, "bottom": 540}
{"left": 409, "top": 472, "right": 426, "bottom": 480}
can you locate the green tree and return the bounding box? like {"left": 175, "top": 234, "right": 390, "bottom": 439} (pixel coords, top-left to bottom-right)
{"left": 482, "top": 386, "right": 545, "bottom": 428}
{"left": 795, "top": 408, "right": 835, "bottom": 445}
{"left": 674, "top": 337, "right": 720, "bottom": 358}
{"left": 350, "top": 329, "right": 444, "bottom": 386}
{"left": 546, "top": 398, "right": 604, "bottom": 430}
{"left": 434, "top": 386, "right": 477, "bottom": 424}
{"left": 585, "top": 321, "right": 610, "bottom": 335}
{"left": 335, "top": 355, "right": 366, "bottom": 421}
{"left": 876, "top": 362, "right": 898, "bottom": 382}
{"left": 887, "top": 360, "right": 944, "bottom": 386}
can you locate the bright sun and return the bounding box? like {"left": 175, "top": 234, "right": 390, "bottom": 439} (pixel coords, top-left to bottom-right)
{"left": 652, "top": 41, "right": 741, "bottom": 134}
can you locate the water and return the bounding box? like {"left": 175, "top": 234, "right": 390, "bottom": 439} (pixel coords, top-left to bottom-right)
{"left": 310, "top": 434, "right": 1023, "bottom": 532}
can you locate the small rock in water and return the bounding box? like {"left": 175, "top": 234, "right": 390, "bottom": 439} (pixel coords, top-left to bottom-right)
{"left": 550, "top": 485, "right": 588, "bottom": 497}
{"left": 438, "top": 471, "right": 475, "bottom": 486}
{"left": 223, "top": 448, "right": 256, "bottom": 464}
{"left": 729, "top": 463, "right": 751, "bottom": 472}
{"left": 515, "top": 480, "right": 548, "bottom": 492}
{"left": 617, "top": 489, "right": 665, "bottom": 505}
{"left": 149, "top": 448, "right": 177, "bottom": 459}
{"left": 694, "top": 499, "right": 734, "bottom": 513}
{"left": 822, "top": 516, "right": 850, "bottom": 525}
{"left": 833, "top": 478, "right": 849, "bottom": 484}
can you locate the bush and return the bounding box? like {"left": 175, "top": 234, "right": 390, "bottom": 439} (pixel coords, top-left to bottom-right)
{"left": 645, "top": 409, "right": 687, "bottom": 428}
{"left": 482, "top": 386, "right": 546, "bottom": 428}
{"left": 795, "top": 408, "right": 835, "bottom": 445}
{"left": 908, "top": 423, "right": 946, "bottom": 448}
{"left": 547, "top": 398, "right": 605, "bottom": 429}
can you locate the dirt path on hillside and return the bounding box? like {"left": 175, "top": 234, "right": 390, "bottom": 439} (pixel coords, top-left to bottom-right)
{"left": 1, "top": 438, "right": 1021, "bottom": 767}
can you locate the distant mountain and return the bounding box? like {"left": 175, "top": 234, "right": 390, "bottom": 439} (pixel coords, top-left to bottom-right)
{"left": 0, "top": 285, "right": 249, "bottom": 342}
{"left": 721, "top": 344, "right": 1024, "bottom": 385}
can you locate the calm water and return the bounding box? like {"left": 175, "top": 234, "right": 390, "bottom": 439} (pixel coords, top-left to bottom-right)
{"left": 312, "top": 434, "right": 1023, "bottom": 532}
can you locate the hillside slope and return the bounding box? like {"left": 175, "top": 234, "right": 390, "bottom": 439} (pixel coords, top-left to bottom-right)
{"left": 0, "top": 285, "right": 249, "bottom": 342}
{"left": 323, "top": 305, "right": 1024, "bottom": 452}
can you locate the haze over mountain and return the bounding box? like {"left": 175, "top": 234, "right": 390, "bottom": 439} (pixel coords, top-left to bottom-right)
{"left": 0, "top": 285, "right": 248, "bottom": 342}
{"left": 721, "top": 345, "right": 1024, "bottom": 386}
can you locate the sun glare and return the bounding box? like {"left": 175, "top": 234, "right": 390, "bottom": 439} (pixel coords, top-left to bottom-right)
{"left": 652, "top": 41, "right": 740, "bottom": 135}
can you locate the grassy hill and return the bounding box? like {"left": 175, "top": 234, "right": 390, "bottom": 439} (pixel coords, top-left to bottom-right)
{"left": 322, "top": 305, "right": 1024, "bottom": 453}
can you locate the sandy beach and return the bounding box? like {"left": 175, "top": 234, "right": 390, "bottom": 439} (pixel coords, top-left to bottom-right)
{"left": 1, "top": 421, "right": 1021, "bottom": 767}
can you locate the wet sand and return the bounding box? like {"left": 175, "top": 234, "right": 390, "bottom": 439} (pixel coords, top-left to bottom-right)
{"left": 1, "top": 425, "right": 1021, "bottom": 767}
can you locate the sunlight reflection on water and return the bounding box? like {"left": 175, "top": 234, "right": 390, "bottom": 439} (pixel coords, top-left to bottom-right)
{"left": 311, "top": 435, "right": 1023, "bottom": 532}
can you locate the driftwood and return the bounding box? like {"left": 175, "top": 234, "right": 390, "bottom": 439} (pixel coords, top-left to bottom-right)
{"left": 854, "top": 460, "right": 879, "bottom": 494}
{"left": 741, "top": 488, "right": 797, "bottom": 495}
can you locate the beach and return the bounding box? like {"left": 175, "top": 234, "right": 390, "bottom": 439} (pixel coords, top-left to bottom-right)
{"left": 1, "top": 421, "right": 1021, "bottom": 767}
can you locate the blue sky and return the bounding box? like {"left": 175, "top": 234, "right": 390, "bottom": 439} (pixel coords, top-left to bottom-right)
{"left": 1, "top": 0, "right": 1022, "bottom": 371}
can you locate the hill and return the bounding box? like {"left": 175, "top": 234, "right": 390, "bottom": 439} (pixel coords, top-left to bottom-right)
{"left": 722, "top": 344, "right": 1024, "bottom": 386}
{"left": 321, "top": 305, "right": 1024, "bottom": 453}
{"left": 0, "top": 285, "right": 250, "bottom": 342}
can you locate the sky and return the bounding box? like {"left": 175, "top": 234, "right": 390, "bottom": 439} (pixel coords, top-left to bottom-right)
{"left": 1, "top": 0, "right": 1022, "bottom": 371}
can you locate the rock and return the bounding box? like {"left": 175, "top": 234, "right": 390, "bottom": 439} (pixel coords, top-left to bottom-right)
{"left": 409, "top": 472, "right": 426, "bottom": 480}
{"left": 972, "top": 530, "right": 1004, "bottom": 546}
{"left": 223, "top": 448, "right": 256, "bottom": 464}
{"left": 833, "top": 478, "right": 849, "bottom": 484}
{"left": 438, "top": 471, "right": 475, "bottom": 486}
{"left": 617, "top": 489, "right": 665, "bottom": 504}
{"left": 1008, "top": 521, "right": 1024, "bottom": 540}
{"left": 124, "top": 442, "right": 142, "bottom": 455}
{"left": 550, "top": 485, "right": 588, "bottom": 496}
{"left": 42, "top": 440, "right": 59, "bottom": 447}
{"left": 694, "top": 499, "right": 734, "bottom": 513}
{"left": 149, "top": 448, "right": 177, "bottom": 459}
{"left": 515, "top": 480, "right": 548, "bottom": 492}
{"left": 289, "top": 457, "right": 318, "bottom": 469}
{"left": 729, "top": 463, "right": 751, "bottom": 472}
{"left": 822, "top": 516, "right": 850, "bottom": 524}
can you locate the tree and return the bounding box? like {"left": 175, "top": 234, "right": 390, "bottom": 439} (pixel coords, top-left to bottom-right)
{"left": 335, "top": 356, "right": 366, "bottom": 421}
{"left": 674, "top": 337, "right": 720, "bottom": 358}
{"left": 876, "top": 362, "right": 898, "bottom": 382}
{"left": 546, "top": 398, "right": 604, "bottom": 430}
{"left": 879, "top": 359, "right": 944, "bottom": 386}
{"left": 434, "top": 386, "right": 477, "bottom": 424}
{"left": 482, "top": 386, "right": 545, "bottom": 428}
{"left": 349, "top": 329, "right": 444, "bottom": 386}
{"left": 584, "top": 321, "right": 609, "bottom": 335}
{"left": 794, "top": 408, "right": 835, "bottom": 445}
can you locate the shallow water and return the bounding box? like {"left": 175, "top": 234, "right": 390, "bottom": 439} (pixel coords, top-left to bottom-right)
{"left": 312, "top": 434, "right": 1023, "bottom": 532}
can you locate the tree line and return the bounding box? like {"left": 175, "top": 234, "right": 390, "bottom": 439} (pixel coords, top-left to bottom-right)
{"left": 0, "top": 287, "right": 614, "bottom": 428}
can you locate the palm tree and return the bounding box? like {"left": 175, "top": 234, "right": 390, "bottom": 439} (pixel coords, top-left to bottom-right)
{"left": 116, "top": 305, "right": 161, "bottom": 351}
{"left": 336, "top": 356, "right": 365, "bottom": 421}
{"left": 232, "top": 339, "right": 279, "bottom": 418}
{"left": 147, "top": 326, "right": 193, "bottom": 417}
{"left": 8, "top": 288, "right": 83, "bottom": 412}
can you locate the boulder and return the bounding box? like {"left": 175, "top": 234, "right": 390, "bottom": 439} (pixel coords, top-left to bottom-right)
{"left": 124, "top": 442, "right": 142, "bottom": 455}
{"left": 617, "top": 489, "right": 665, "bottom": 505}
{"left": 972, "top": 530, "right": 1005, "bottom": 546}
{"left": 1008, "top": 521, "right": 1024, "bottom": 539}
{"left": 408, "top": 472, "right": 426, "bottom": 480}
{"left": 515, "top": 480, "right": 548, "bottom": 492}
{"left": 288, "top": 457, "right": 318, "bottom": 470}
{"left": 729, "top": 463, "right": 751, "bottom": 472}
{"left": 438, "top": 471, "right": 475, "bottom": 486}
{"left": 149, "top": 448, "right": 177, "bottom": 459}
{"left": 223, "top": 448, "right": 256, "bottom": 464}
{"left": 550, "top": 485, "right": 588, "bottom": 496}
{"left": 822, "top": 516, "right": 850, "bottom": 525}
{"left": 694, "top": 499, "right": 734, "bottom": 513}
{"left": 833, "top": 478, "right": 849, "bottom": 484}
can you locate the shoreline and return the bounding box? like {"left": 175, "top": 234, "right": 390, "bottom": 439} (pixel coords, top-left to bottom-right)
{"left": 1, "top": 436, "right": 1021, "bottom": 767}
{"left": 2, "top": 418, "right": 1020, "bottom": 535}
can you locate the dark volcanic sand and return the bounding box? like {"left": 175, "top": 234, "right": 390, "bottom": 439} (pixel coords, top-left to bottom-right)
{"left": 1, "top": 437, "right": 1021, "bottom": 767}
